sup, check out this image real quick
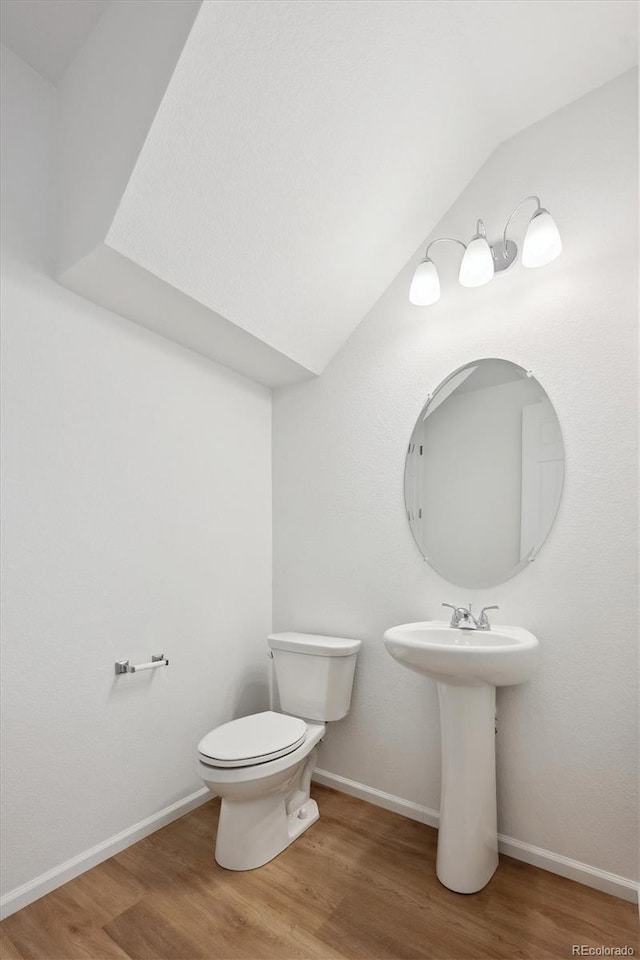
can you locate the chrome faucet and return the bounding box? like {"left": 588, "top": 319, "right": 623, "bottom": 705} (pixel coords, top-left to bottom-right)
{"left": 442, "top": 602, "right": 499, "bottom": 631}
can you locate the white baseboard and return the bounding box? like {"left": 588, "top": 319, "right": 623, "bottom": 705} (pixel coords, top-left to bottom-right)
{"left": 313, "top": 768, "right": 639, "bottom": 905}
{"left": 0, "top": 787, "right": 211, "bottom": 920}
{"left": 3, "top": 771, "right": 637, "bottom": 920}
{"left": 313, "top": 767, "right": 441, "bottom": 828}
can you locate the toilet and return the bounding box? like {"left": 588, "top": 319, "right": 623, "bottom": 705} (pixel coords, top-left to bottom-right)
{"left": 197, "top": 632, "right": 361, "bottom": 870}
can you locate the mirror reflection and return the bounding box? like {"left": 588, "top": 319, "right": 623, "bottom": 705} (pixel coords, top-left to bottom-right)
{"left": 405, "top": 359, "right": 564, "bottom": 588}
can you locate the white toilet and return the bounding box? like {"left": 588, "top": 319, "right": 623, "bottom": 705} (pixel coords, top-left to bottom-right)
{"left": 197, "top": 632, "right": 361, "bottom": 870}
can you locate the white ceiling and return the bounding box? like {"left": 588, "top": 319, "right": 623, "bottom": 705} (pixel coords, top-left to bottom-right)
{"left": 105, "top": 0, "right": 638, "bottom": 374}
{"left": 0, "top": 0, "right": 110, "bottom": 82}
{"left": 10, "top": 0, "right": 637, "bottom": 383}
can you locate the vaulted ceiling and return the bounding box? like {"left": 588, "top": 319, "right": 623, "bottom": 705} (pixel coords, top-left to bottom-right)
{"left": 0, "top": 0, "right": 109, "bottom": 81}
{"left": 3, "top": 0, "right": 638, "bottom": 385}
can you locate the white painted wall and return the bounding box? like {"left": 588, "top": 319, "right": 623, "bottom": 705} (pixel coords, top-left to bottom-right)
{"left": 273, "top": 70, "right": 639, "bottom": 882}
{"left": 0, "top": 45, "right": 272, "bottom": 899}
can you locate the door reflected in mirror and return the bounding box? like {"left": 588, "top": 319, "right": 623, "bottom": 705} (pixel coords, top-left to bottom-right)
{"left": 405, "top": 359, "right": 564, "bottom": 588}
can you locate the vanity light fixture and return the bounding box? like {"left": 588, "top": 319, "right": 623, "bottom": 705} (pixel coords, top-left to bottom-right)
{"left": 408, "top": 196, "right": 561, "bottom": 306}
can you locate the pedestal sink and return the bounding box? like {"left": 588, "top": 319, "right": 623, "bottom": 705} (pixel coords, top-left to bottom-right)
{"left": 383, "top": 620, "right": 538, "bottom": 894}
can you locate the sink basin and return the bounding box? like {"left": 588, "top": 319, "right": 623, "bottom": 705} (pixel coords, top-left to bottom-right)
{"left": 383, "top": 620, "right": 538, "bottom": 687}
{"left": 383, "top": 618, "right": 539, "bottom": 894}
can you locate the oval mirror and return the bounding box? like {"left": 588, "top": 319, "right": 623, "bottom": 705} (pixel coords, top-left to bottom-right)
{"left": 405, "top": 359, "right": 564, "bottom": 588}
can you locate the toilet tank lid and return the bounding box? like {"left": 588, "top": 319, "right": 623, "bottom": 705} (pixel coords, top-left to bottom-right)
{"left": 268, "top": 632, "right": 361, "bottom": 657}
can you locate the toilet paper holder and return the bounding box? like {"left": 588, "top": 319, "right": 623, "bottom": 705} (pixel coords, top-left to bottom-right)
{"left": 115, "top": 654, "right": 169, "bottom": 675}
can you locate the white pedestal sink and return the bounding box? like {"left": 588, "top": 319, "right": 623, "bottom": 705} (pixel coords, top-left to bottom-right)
{"left": 383, "top": 620, "right": 538, "bottom": 894}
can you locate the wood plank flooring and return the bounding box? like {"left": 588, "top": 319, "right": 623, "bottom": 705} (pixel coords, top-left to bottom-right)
{"left": 1, "top": 785, "right": 637, "bottom": 960}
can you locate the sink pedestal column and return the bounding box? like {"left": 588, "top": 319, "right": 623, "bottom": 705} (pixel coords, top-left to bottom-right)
{"left": 436, "top": 682, "right": 499, "bottom": 893}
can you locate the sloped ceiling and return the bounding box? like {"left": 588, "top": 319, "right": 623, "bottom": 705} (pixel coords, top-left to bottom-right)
{"left": 56, "top": 0, "right": 638, "bottom": 386}
{"left": 0, "top": 0, "right": 110, "bottom": 82}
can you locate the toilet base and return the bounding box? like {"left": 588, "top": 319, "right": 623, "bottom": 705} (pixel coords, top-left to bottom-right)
{"left": 200, "top": 730, "right": 324, "bottom": 872}
{"left": 287, "top": 797, "right": 319, "bottom": 844}
{"left": 215, "top": 795, "right": 319, "bottom": 871}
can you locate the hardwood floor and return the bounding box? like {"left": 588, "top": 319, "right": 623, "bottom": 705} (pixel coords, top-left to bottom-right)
{"left": 1, "top": 785, "right": 637, "bottom": 960}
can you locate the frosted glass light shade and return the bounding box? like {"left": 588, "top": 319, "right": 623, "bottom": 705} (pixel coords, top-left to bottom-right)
{"left": 409, "top": 258, "right": 440, "bottom": 305}
{"left": 522, "top": 209, "right": 562, "bottom": 268}
{"left": 458, "top": 237, "right": 494, "bottom": 288}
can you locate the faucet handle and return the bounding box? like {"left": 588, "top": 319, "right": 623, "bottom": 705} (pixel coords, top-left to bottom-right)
{"left": 442, "top": 602, "right": 460, "bottom": 627}
{"left": 477, "top": 605, "right": 499, "bottom": 629}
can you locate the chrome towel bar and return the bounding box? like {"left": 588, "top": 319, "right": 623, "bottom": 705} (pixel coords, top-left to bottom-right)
{"left": 115, "top": 654, "right": 169, "bottom": 675}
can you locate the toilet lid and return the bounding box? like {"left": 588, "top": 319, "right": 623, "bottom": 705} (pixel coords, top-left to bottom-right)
{"left": 198, "top": 711, "right": 307, "bottom": 768}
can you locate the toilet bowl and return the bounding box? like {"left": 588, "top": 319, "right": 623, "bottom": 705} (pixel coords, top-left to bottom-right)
{"left": 199, "top": 712, "right": 325, "bottom": 870}
{"left": 197, "top": 632, "right": 361, "bottom": 871}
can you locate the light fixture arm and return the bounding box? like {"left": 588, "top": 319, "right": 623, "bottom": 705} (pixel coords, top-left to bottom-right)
{"left": 475, "top": 219, "right": 487, "bottom": 239}
{"left": 424, "top": 237, "right": 467, "bottom": 260}
{"left": 501, "top": 195, "right": 541, "bottom": 255}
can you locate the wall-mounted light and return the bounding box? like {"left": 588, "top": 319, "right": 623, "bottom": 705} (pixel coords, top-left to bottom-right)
{"left": 458, "top": 220, "right": 494, "bottom": 288}
{"left": 408, "top": 256, "right": 441, "bottom": 306}
{"left": 521, "top": 207, "right": 562, "bottom": 268}
{"left": 408, "top": 196, "right": 561, "bottom": 306}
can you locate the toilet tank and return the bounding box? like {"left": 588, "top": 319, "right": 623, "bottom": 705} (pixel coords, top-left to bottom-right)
{"left": 268, "top": 632, "right": 361, "bottom": 721}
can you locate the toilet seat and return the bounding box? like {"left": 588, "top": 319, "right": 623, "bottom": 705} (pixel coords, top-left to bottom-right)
{"left": 198, "top": 711, "right": 307, "bottom": 768}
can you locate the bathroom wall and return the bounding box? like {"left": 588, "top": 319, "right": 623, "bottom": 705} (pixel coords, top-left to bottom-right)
{"left": 273, "top": 70, "right": 639, "bottom": 883}
{"left": 0, "top": 46, "right": 271, "bottom": 901}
